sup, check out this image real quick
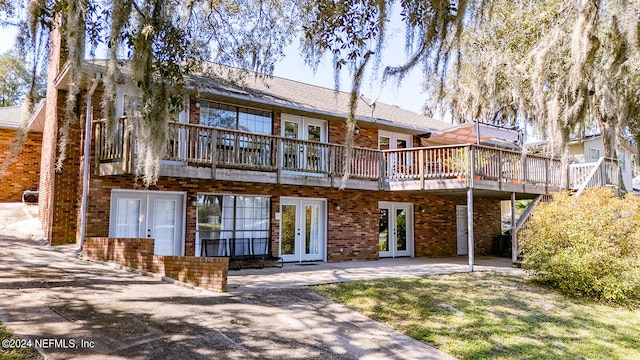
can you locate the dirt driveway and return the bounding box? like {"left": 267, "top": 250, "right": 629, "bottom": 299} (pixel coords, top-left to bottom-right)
{"left": 0, "top": 204, "right": 453, "bottom": 359}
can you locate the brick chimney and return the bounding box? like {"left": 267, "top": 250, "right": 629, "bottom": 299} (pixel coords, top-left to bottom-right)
{"left": 38, "top": 22, "right": 83, "bottom": 245}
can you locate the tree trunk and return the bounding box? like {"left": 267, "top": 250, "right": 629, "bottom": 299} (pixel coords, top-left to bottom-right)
{"left": 598, "top": 115, "right": 617, "bottom": 159}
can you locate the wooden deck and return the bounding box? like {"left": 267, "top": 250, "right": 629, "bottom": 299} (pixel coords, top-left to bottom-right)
{"left": 94, "top": 119, "right": 619, "bottom": 195}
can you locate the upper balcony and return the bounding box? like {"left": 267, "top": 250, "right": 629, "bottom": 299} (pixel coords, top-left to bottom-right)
{"left": 94, "top": 118, "right": 620, "bottom": 195}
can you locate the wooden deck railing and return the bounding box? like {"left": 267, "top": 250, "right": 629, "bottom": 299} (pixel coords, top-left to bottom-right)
{"left": 94, "top": 119, "right": 618, "bottom": 192}
{"left": 381, "top": 145, "right": 566, "bottom": 188}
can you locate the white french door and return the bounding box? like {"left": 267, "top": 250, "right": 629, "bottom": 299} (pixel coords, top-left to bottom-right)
{"left": 281, "top": 114, "right": 327, "bottom": 173}
{"left": 456, "top": 205, "right": 469, "bottom": 255}
{"left": 378, "top": 202, "right": 414, "bottom": 258}
{"left": 379, "top": 130, "right": 413, "bottom": 178}
{"left": 280, "top": 198, "right": 326, "bottom": 262}
{"left": 110, "top": 190, "right": 185, "bottom": 256}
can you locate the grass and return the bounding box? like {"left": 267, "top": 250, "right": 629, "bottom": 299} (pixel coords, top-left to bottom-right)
{"left": 0, "top": 323, "right": 42, "bottom": 360}
{"left": 315, "top": 273, "right": 640, "bottom": 360}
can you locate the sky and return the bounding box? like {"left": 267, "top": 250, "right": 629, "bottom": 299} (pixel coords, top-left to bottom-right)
{"left": 0, "top": 9, "right": 431, "bottom": 115}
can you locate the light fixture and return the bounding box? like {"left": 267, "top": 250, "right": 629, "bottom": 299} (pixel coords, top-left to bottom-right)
{"left": 354, "top": 126, "right": 360, "bottom": 135}
{"left": 191, "top": 196, "right": 198, "bottom": 206}
{"left": 419, "top": 206, "right": 425, "bottom": 214}
{"left": 334, "top": 202, "right": 340, "bottom": 210}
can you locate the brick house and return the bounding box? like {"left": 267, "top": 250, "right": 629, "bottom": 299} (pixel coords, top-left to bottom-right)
{"left": 41, "top": 31, "right": 594, "bottom": 271}
{"left": 0, "top": 102, "right": 45, "bottom": 202}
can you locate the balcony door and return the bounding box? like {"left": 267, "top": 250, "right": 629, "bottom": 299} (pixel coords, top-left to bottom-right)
{"left": 109, "top": 190, "right": 185, "bottom": 256}
{"left": 378, "top": 202, "right": 414, "bottom": 258}
{"left": 281, "top": 114, "right": 327, "bottom": 173}
{"left": 280, "top": 198, "right": 327, "bottom": 262}
{"left": 379, "top": 130, "right": 413, "bottom": 178}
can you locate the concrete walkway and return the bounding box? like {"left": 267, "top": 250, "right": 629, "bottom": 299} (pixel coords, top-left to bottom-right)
{"left": 0, "top": 203, "right": 519, "bottom": 359}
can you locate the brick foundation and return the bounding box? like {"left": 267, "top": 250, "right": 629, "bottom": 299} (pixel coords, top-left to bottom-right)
{"left": 83, "top": 237, "right": 229, "bottom": 292}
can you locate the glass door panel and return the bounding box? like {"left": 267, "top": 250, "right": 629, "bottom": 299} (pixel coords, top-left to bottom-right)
{"left": 306, "top": 124, "right": 322, "bottom": 171}
{"left": 378, "top": 202, "right": 413, "bottom": 258}
{"left": 115, "top": 198, "right": 143, "bottom": 238}
{"left": 150, "top": 199, "right": 177, "bottom": 256}
{"left": 281, "top": 204, "right": 297, "bottom": 259}
{"left": 379, "top": 208, "right": 390, "bottom": 256}
{"left": 280, "top": 198, "right": 326, "bottom": 262}
{"left": 283, "top": 121, "right": 299, "bottom": 169}
{"left": 396, "top": 208, "right": 407, "bottom": 252}
{"left": 304, "top": 204, "right": 320, "bottom": 257}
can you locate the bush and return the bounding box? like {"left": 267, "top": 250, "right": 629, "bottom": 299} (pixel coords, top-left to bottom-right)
{"left": 520, "top": 187, "right": 640, "bottom": 303}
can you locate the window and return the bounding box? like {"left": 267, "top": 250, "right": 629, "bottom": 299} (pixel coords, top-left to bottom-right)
{"left": 200, "top": 101, "right": 272, "bottom": 135}
{"left": 196, "top": 194, "right": 270, "bottom": 256}
{"left": 619, "top": 154, "right": 626, "bottom": 171}
{"left": 589, "top": 147, "right": 601, "bottom": 162}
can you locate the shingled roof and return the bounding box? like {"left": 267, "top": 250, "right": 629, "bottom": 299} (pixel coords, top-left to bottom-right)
{"left": 83, "top": 60, "right": 449, "bottom": 133}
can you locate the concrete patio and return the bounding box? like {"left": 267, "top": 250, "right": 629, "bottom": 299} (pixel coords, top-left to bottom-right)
{"left": 228, "top": 256, "right": 523, "bottom": 292}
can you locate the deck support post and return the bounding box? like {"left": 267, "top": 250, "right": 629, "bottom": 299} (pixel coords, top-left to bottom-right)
{"left": 511, "top": 192, "right": 518, "bottom": 264}
{"left": 467, "top": 187, "right": 474, "bottom": 272}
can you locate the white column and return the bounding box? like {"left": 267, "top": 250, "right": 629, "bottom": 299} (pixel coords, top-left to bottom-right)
{"left": 467, "top": 187, "right": 474, "bottom": 272}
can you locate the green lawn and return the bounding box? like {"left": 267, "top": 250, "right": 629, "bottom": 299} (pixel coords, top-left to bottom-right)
{"left": 315, "top": 273, "right": 640, "bottom": 360}
{"left": 0, "top": 323, "right": 42, "bottom": 360}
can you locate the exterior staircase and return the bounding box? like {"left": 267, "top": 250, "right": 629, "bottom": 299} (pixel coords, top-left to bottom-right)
{"left": 512, "top": 157, "right": 622, "bottom": 266}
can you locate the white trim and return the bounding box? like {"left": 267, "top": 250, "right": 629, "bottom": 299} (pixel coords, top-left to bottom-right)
{"left": 378, "top": 130, "right": 412, "bottom": 150}
{"left": 281, "top": 113, "right": 328, "bottom": 142}
{"left": 378, "top": 201, "right": 414, "bottom": 258}
{"left": 109, "top": 189, "right": 186, "bottom": 256}
{"left": 279, "top": 196, "right": 327, "bottom": 262}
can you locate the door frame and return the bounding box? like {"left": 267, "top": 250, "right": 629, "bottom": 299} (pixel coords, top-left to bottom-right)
{"left": 281, "top": 114, "right": 328, "bottom": 176}
{"left": 279, "top": 197, "right": 327, "bottom": 262}
{"left": 109, "top": 189, "right": 186, "bottom": 256}
{"left": 281, "top": 114, "right": 327, "bottom": 142}
{"left": 456, "top": 205, "right": 468, "bottom": 255}
{"left": 378, "top": 201, "right": 414, "bottom": 258}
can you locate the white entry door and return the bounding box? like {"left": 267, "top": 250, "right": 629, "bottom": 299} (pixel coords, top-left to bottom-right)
{"left": 110, "top": 190, "right": 185, "bottom": 256}
{"left": 280, "top": 198, "right": 326, "bottom": 262}
{"left": 456, "top": 205, "right": 468, "bottom": 255}
{"left": 378, "top": 202, "right": 414, "bottom": 258}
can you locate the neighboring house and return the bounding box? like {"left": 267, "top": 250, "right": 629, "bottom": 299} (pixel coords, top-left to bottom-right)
{"left": 0, "top": 101, "right": 45, "bottom": 202}
{"left": 39, "top": 30, "right": 585, "bottom": 268}
{"left": 567, "top": 134, "right": 636, "bottom": 193}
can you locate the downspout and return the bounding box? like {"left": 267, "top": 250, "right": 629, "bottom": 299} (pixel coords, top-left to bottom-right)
{"left": 77, "top": 74, "right": 101, "bottom": 252}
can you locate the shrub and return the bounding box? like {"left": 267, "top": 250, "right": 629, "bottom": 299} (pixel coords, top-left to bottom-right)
{"left": 520, "top": 187, "right": 640, "bottom": 303}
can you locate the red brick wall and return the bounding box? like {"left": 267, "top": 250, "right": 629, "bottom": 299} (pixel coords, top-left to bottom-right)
{"left": 329, "top": 122, "right": 379, "bottom": 149}
{"left": 83, "top": 237, "right": 229, "bottom": 292}
{"left": 0, "top": 128, "right": 42, "bottom": 202}
{"left": 82, "top": 237, "right": 154, "bottom": 270}
{"left": 151, "top": 255, "right": 228, "bottom": 292}
{"left": 83, "top": 173, "right": 502, "bottom": 262}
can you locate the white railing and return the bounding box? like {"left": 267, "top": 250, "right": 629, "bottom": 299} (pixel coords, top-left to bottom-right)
{"left": 571, "top": 157, "right": 619, "bottom": 196}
